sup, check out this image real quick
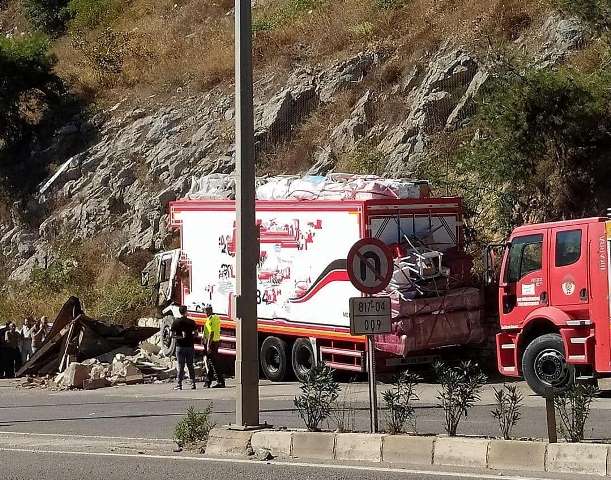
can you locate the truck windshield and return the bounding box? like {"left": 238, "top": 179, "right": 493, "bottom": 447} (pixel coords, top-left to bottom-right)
{"left": 504, "top": 234, "right": 543, "bottom": 283}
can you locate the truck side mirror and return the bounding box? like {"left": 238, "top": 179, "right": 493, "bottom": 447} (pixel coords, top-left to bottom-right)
{"left": 484, "top": 242, "right": 509, "bottom": 287}
{"left": 141, "top": 271, "right": 150, "bottom": 287}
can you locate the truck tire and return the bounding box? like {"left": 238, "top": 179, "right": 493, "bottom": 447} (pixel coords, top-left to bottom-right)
{"left": 159, "top": 316, "right": 176, "bottom": 357}
{"left": 292, "top": 338, "right": 315, "bottom": 383}
{"left": 522, "top": 333, "right": 574, "bottom": 397}
{"left": 260, "top": 336, "right": 289, "bottom": 382}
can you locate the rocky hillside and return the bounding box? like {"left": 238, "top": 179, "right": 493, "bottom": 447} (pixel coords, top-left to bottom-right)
{"left": 0, "top": 0, "right": 609, "bottom": 319}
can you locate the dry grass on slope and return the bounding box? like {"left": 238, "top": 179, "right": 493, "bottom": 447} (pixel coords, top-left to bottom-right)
{"left": 48, "top": 0, "right": 548, "bottom": 101}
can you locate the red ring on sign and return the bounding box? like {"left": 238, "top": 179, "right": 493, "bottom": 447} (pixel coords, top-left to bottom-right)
{"left": 347, "top": 238, "right": 394, "bottom": 294}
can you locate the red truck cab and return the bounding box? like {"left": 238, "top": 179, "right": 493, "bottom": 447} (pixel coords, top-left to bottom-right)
{"left": 496, "top": 217, "right": 611, "bottom": 395}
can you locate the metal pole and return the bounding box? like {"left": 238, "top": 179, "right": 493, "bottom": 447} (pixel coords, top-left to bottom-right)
{"left": 367, "top": 334, "right": 379, "bottom": 433}
{"left": 545, "top": 396, "right": 557, "bottom": 443}
{"left": 235, "top": 0, "right": 260, "bottom": 428}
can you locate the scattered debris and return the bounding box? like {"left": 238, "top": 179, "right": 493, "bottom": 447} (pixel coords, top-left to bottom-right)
{"left": 15, "top": 297, "right": 164, "bottom": 390}
{"left": 255, "top": 448, "right": 274, "bottom": 461}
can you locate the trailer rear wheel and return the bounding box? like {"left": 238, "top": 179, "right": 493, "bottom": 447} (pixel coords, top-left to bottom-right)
{"left": 260, "top": 336, "right": 289, "bottom": 382}
{"left": 292, "top": 338, "right": 315, "bottom": 383}
{"left": 522, "top": 333, "right": 574, "bottom": 397}
{"left": 159, "top": 316, "right": 176, "bottom": 357}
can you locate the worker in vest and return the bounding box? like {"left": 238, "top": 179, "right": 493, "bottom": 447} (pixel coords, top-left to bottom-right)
{"left": 203, "top": 304, "right": 224, "bottom": 388}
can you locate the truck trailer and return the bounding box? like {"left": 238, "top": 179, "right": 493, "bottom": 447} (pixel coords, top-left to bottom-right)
{"left": 144, "top": 183, "right": 488, "bottom": 382}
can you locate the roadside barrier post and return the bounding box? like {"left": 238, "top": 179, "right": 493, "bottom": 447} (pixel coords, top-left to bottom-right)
{"left": 544, "top": 389, "right": 557, "bottom": 443}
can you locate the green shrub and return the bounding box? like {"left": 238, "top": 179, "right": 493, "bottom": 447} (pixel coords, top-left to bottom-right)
{"left": 252, "top": 17, "right": 277, "bottom": 33}
{"left": 174, "top": 405, "right": 215, "bottom": 447}
{"left": 554, "top": 383, "right": 598, "bottom": 442}
{"left": 491, "top": 384, "right": 523, "bottom": 440}
{"left": 23, "top": 0, "right": 71, "bottom": 35}
{"left": 0, "top": 34, "right": 62, "bottom": 191}
{"left": 382, "top": 371, "right": 420, "bottom": 434}
{"left": 435, "top": 361, "right": 487, "bottom": 436}
{"left": 375, "top": 0, "right": 409, "bottom": 10}
{"left": 90, "top": 274, "right": 149, "bottom": 325}
{"left": 294, "top": 364, "right": 340, "bottom": 431}
{"left": 67, "top": 0, "right": 121, "bottom": 31}
{"left": 553, "top": 0, "right": 610, "bottom": 29}
{"left": 457, "top": 66, "right": 611, "bottom": 234}
{"left": 336, "top": 143, "right": 385, "bottom": 175}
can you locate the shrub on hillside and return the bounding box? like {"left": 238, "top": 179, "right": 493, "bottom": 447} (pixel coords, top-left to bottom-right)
{"left": 0, "top": 238, "right": 150, "bottom": 326}
{"left": 0, "top": 34, "right": 61, "bottom": 143}
{"left": 0, "top": 34, "right": 63, "bottom": 191}
{"left": 457, "top": 66, "right": 611, "bottom": 234}
{"left": 375, "top": 0, "right": 409, "bottom": 10}
{"left": 336, "top": 143, "right": 385, "bottom": 175}
{"left": 67, "top": 0, "right": 121, "bottom": 31}
{"left": 553, "top": 0, "right": 610, "bottom": 29}
{"left": 23, "top": 0, "right": 70, "bottom": 35}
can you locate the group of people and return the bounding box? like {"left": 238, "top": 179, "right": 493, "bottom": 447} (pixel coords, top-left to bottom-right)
{"left": 0, "top": 316, "right": 48, "bottom": 378}
{"left": 172, "top": 304, "right": 225, "bottom": 390}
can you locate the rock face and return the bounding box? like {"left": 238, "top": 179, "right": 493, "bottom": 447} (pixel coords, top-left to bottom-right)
{"left": 0, "top": 13, "right": 587, "bottom": 281}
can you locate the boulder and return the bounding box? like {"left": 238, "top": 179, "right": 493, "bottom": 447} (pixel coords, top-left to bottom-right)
{"left": 61, "top": 363, "right": 93, "bottom": 389}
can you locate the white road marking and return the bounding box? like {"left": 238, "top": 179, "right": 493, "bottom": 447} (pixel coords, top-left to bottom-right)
{"left": 0, "top": 446, "right": 554, "bottom": 480}
{"left": 0, "top": 431, "right": 173, "bottom": 442}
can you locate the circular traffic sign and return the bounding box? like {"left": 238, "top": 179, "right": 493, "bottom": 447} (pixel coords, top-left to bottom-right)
{"left": 347, "top": 238, "right": 393, "bottom": 294}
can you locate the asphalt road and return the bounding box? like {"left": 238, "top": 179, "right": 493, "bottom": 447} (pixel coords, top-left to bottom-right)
{"left": 0, "top": 449, "right": 602, "bottom": 480}
{"left": 1, "top": 378, "right": 610, "bottom": 441}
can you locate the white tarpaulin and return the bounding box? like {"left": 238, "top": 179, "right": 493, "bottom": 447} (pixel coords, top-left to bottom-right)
{"left": 187, "top": 173, "right": 430, "bottom": 200}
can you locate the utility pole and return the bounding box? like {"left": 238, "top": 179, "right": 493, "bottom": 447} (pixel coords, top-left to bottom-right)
{"left": 234, "top": 0, "right": 260, "bottom": 427}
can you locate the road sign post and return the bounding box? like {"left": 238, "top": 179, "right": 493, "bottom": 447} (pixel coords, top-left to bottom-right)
{"left": 347, "top": 239, "right": 394, "bottom": 434}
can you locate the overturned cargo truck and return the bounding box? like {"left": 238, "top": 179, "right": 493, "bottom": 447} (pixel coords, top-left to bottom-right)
{"left": 143, "top": 175, "right": 493, "bottom": 381}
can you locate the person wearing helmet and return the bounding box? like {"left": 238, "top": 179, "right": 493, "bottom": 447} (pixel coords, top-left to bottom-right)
{"left": 203, "top": 304, "right": 224, "bottom": 388}
{"left": 171, "top": 305, "right": 197, "bottom": 390}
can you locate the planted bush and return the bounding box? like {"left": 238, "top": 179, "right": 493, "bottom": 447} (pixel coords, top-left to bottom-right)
{"left": 554, "top": 383, "right": 598, "bottom": 442}
{"left": 294, "top": 363, "right": 340, "bottom": 431}
{"left": 331, "top": 384, "right": 358, "bottom": 433}
{"left": 174, "top": 404, "right": 215, "bottom": 447}
{"left": 382, "top": 371, "right": 420, "bottom": 434}
{"left": 435, "top": 361, "right": 487, "bottom": 436}
{"left": 491, "top": 384, "right": 523, "bottom": 440}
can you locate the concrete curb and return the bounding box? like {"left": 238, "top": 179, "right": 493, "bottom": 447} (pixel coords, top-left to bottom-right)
{"left": 205, "top": 429, "right": 611, "bottom": 476}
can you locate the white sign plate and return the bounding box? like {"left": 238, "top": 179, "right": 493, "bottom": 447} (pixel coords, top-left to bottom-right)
{"left": 349, "top": 296, "right": 392, "bottom": 336}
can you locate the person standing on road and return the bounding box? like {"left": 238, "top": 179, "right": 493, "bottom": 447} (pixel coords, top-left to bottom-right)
{"left": 20, "top": 316, "right": 35, "bottom": 363}
{"left": 0, "top": 324, "right": 9, "bottom": 378}
{"left": 203, "top": 304, "right": 224, "bottom": 389}
{"left": 31, "top": 318, "right": 46, "bottom": 354}
{"left": 171, "top": 305, "right": 197, "bottom": 391}
{"left": 4, "top": 322, "right": 22, "bottom": 377}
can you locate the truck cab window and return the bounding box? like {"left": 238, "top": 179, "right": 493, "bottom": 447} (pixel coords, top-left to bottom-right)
{"left": 505, "top": 234, "right": 543, "bottom": 283}
{"left": 555, "top": 229, "right": 582, "bottom": 267}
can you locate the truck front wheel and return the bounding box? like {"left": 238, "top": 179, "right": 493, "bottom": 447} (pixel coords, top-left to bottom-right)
{"left": 260, "top": 336, "right": 289, "bottom": 382}
{"left": 159, "top": 316, "right": 177, "bottom": 357}
{"left": 522, "top": 333, "right": 574, "bottom": 397}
